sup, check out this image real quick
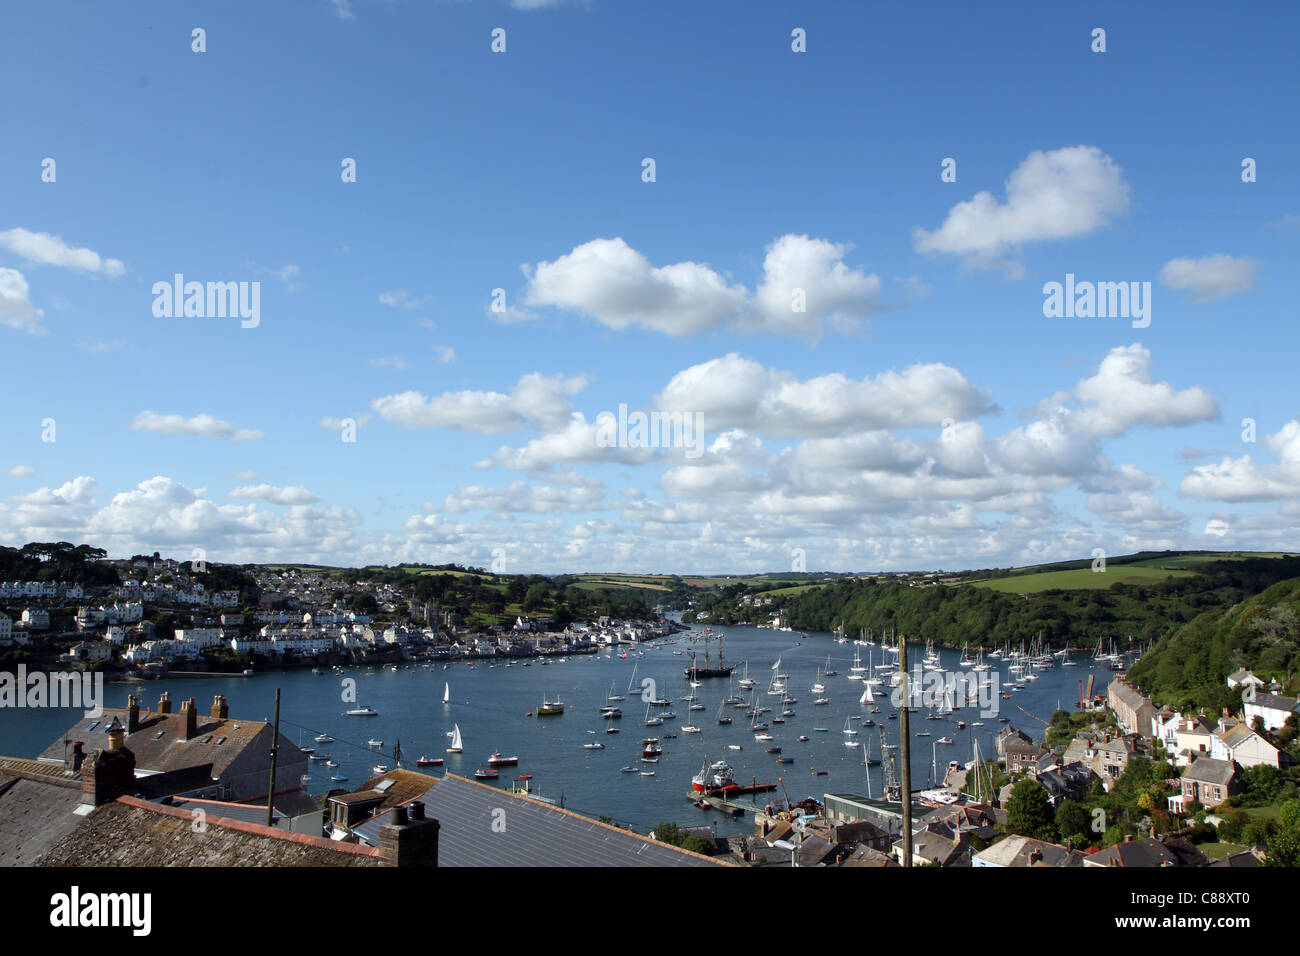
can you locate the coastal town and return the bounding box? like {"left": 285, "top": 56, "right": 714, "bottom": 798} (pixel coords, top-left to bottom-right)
{"left": 0, "top": 545, "right": 682, "bottom": 676}
{"left": 2, "top": 543, "right": 1297, "bottom": 871}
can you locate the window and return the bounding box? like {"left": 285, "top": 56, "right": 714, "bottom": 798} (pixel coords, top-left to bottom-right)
{"left": 215, "top": 736, "right": 227, "bottom": 745}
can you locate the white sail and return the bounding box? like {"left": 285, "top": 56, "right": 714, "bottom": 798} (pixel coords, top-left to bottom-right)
{"left": 449, "top": 723, "right": 462, "bottom": 751}
{"left": 443, "top": 682, "right": 450, "bottom": 704}
{"left": 860, "top": 683, "right": 873, "bottom": 705}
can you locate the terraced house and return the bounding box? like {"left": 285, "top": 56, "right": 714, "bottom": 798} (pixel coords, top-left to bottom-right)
{"left": 1108, "top": 678, "right": 1155, "bottom": 740}
{"left": 39, "top": 692, "right": 309, "bottom": 805}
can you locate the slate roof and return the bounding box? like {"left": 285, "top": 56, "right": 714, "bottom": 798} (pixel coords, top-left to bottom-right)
{"left": 37, "top": 796, "right": 384, "bottom": 867}
{"left": 1248, "top": 693, "right": 1299, "bottom": 713}
{"left": 353, "top": 773, "right": 726, "bottom": 867}
{"left": 1085, "top": 837, "right": 1180, "bottom": 867}
{"left": 1109, "top": 680, "right": 1152, "bottom": 712}
{"left": 905, "top": 829, "right": 969, "bottom": 866}
{"left": 836, "top": 844, "right": 898, "bottom": 867}
{"left": 41, "top": 707, "right": 294, "bottom": 779}
{"left": 974, "top": 834, "right": 1084, "bottom": 867}
{"left": 0, "top": 762, "right": 87, "bottom": 866}
{"left": 1183, "top": 756, "right": 1236, "bottom": 786}
{"left": 1210, "top": 849, "right": 1260, "bottom": 868}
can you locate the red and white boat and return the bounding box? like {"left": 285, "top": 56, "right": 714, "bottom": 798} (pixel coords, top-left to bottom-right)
{"left": 487, "top": 752, "right": 519, "bottom": 767}
{"left": 691, "top": 757, "right": 736, "bottom": 793}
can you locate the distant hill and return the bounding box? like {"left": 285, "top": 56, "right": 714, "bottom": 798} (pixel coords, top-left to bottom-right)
{"left": 1127, "top": 574, "right": 1300, "bottom": 711}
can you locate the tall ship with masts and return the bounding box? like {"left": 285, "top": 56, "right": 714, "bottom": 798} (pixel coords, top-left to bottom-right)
{"left": 683, "top": 627, "right": 734, "bottom": 679}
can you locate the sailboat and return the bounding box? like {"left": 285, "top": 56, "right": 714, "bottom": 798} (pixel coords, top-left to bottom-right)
{"left": 716, "top": 699, "right": 732, "bottom": 725}
{"left": 445, "top": 723, "right": 463, "bottom": 754}
{"left": 626, "top": 662, "right": 639, "bottom": 697}
{"left": 606, "top": 680, "right": 624, "bottom": 702}
{"left": 736, "top": 661, "right": 755, "bottom": 690}
{"left": 644, "top": 702, "right": 663, "bottom": 727}
{"left": 859, "top": 682, "right": 874, "bottom": 705}
{"left": 822, "top": 654, "right": 838, "bottom": 677}
{"left": 810, "top": 666, "right": 826, "bottom": 695}
{"left": 442, "top": 682, "right": 450, "bottom": 705}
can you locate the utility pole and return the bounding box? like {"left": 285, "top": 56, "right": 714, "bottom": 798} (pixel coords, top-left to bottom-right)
{"left": 265, "top": 687, "right": 281, "bottom": 828}
{"left": 899, "top": 634, "right": 912, "bottom": 867}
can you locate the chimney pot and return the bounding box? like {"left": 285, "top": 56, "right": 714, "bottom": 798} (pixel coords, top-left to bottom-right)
{"left": 393, "top": 804, "right": 409, "bottom": 826}
{"left": 181, "top": 698, "right": 197, "bottom": 740}
{"left": 126, "top": 695, "right": 140, "bottom": 734}
{"left": 211, "top": 695, "right": 229, "bottom": 719}
{"left": 158, "top": 691, "right": 172, "bottom": 715}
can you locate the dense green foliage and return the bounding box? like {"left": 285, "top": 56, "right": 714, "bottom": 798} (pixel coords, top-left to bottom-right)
{"left": 0, "top": 542, "right": 119, "bottom": 587}
{"left": 651, "top": 821, "right": 713, "bottom": 855}
{"left": 1005, "top": 779, "right": 1057, "bottom": 841}
{"left": 1127, "top": 575, "right": 1300, "bottom": 710}
{"left": 687, "top": 557, "right": 1300, "bottom": 650}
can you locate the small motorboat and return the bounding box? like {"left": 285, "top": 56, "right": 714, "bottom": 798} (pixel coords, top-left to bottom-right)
{"left": 373, "top": 764, "right": 389, "bottom": 774}
{"left": 346, "top": 706, "right": 378, "bottom": 717}
{"left": 487, "top": 752, "right": 518, "bottom": 767}
{"left": 619, "top": 766, "right": 639, "bottom": 773}
{"left": 766, "top": 747, "right": 782, "bottom": 754}
{"left": 583, "top": 741, "right": 605, "bottom": 750}
{"left": 797, "top": 735, "right": 809, "bottom": 742}
{"left": 727, "top": 744, "right": 743, "bottom": 750}
{"left": 639, "top": 770, "right": 655, "bottom": 777}
{"left": 776, "top": 756, "right": 794, "bottom": 764}
{"left": 314, "top": 734, "right": 334, "bottom": 744}
{"left": 416, "top": 755, "right": 443, "bottom": 767}
{"left": 367, "top": 738, "right": 383, "bottom": 747}
{"left": 474, "top": 768, "right": 499, "bottom": 780}
{"left": 329, "top": 774, "right": 348, "bottom": 781}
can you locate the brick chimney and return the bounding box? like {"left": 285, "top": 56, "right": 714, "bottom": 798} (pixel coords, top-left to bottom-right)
{"left": 158, "top": 691, "right": 172, "bottom": 714}
{"left": 211, "top": 694, "right": 229, "bottom": 719}
{"left": 180, "top": 698, "right": 197, "bottom": 740}
{"left": 1028, "top": 847, "right": 1043, "bottom": 864}
{"left": 126, "top": 695, "right": 140, "bottom": 733}
{"left": 378, "top": 801, "right": 439, "bottom": 867}
{"left": 82, "top": 717, "right": 136, "bottom": 806}
{"left": 71, "top": 741, "right": 85, "bottom": 773}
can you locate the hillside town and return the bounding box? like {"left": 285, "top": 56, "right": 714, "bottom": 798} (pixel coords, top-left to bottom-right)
{"left": 0, "top": 552, "right": 680, "bottom": 676}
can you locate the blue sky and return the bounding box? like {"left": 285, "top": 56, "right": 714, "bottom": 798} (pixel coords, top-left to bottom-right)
{"left": 1, "top": 0, "right": 1297, "bottom": 573}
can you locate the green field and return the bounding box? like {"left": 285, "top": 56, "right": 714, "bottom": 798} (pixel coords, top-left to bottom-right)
{"left": 970, "top": 565, "right": 1196, "bottom": 594}
{"left": 1124, "top": 552, "right": 1288, "bottom": 570}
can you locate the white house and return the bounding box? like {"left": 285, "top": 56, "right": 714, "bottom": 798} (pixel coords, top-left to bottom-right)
{"left": 174, "top": 627, "right": 225, "bottom": 649}
{"left": 1172, "top": 715, "right": 1216, "bottom": 767}
{"left": 1227, "top": 668, "right": 1266, "bottom": 691}
{"left": 1211, "top": 719, "right": 1279, "bottom": 769}
{"left": 1243, "top": 692, "right": 1300, "bottom": 732}
{"left": 20, "top": 608, "right": 50, "bottom": 630}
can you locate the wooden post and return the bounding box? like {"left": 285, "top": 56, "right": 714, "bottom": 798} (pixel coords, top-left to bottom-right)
{"left": 265, "top": 687, "right": 281, "bottom": 828}
{"left": 899, "top": 635, "right": 912, "bottom": 867}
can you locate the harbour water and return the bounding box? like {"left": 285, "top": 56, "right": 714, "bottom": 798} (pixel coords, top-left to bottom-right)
{"left": 0, "top": 620, "right": 1123, "bottom": 835}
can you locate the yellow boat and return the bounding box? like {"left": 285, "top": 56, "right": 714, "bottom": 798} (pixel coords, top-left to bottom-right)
{"left": 537, "top": 697, "right": 565, "bottom": 716}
